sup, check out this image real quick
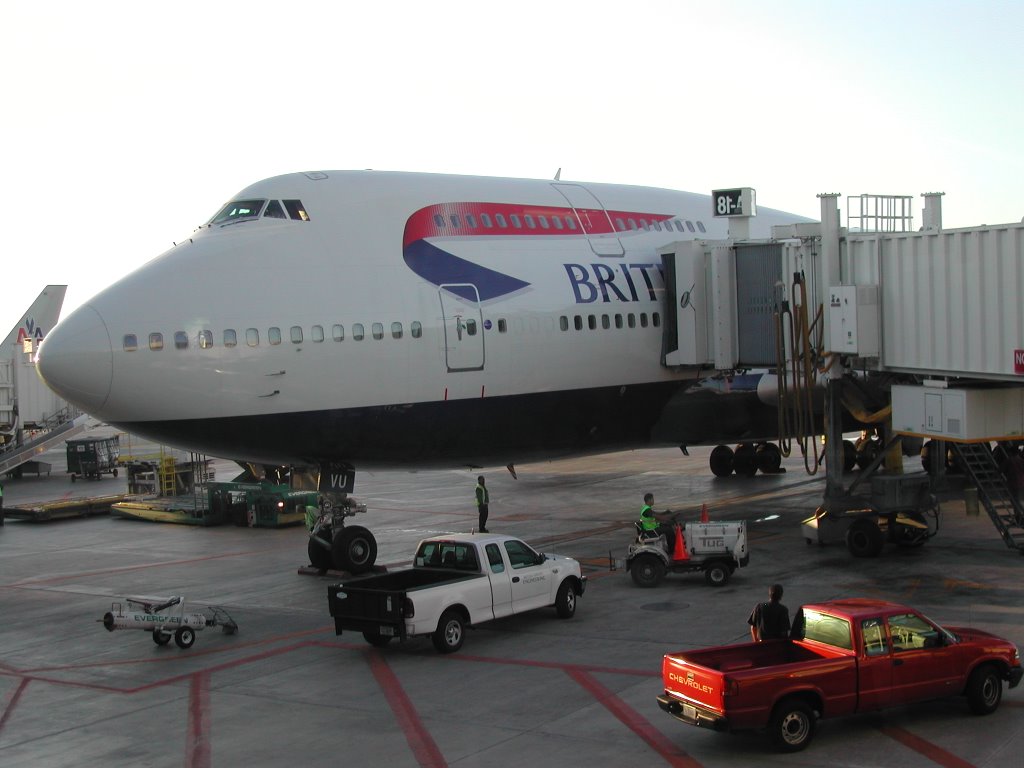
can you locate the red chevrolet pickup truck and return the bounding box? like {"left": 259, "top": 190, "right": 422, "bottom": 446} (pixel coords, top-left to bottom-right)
{"left": 658, "top": 598, "right": 1022, "bottom": 751}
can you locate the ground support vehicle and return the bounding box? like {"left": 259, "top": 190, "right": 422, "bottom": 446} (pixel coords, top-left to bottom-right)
{"left": 626, "top": 517, "right": 748, "bottom": 587}
{"left": 657, "top": 598, "right": 1022, "bottom": 752}
{"left": 66, "top": 436, "right": 120, "bottom": 481}
{"left": 327, "top": 533, "right": 585, "bottom": 653}
{"left": 308, "top": 496, "right": 377, "bottom": 573}
{"left": 802, "top": 475, "right": 939, "bottom": 557}
{"left": 100, "top": 595, "right": 238, "bottom": 649}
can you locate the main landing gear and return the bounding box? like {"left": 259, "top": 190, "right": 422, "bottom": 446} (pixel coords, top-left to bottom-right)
{"left": 708, "top": 442, "right": 784, "bottom": 477}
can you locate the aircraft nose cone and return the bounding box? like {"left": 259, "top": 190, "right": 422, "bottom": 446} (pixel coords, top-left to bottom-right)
{"left": 37, "top": 304, "right": 113, "bottom": 415}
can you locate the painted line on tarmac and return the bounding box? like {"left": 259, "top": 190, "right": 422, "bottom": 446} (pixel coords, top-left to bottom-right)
{"left": 185, "top": 671, "right": 211, "bottom": 768}
{"left": 879, "top": 724, "right": 977, "bottom": 768}
{"left": 366, "top": 650, "right": 447, "bottom": 768}
{"left": 567, "top": 669, "right": 703, "bottom": 768}
{"left": 0, "top": 678, "right": 30, "bottom": 736}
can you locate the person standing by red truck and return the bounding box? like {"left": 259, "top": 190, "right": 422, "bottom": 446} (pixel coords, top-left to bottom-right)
{"left": 748, "top": 583, "right": 791, "bottom": 641}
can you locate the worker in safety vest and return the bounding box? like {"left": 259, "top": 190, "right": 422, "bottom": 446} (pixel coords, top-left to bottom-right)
{"left": 639, "top": 492, "right": 675, "bottom": 553}
{"left": 305, "top": 497, "right": 322, "bottom": 531}
{"left": 475, "top": 476, "right": 490, "bottom": 533}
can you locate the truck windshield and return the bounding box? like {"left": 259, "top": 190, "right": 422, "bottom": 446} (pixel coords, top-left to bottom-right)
{"left": 793, "top": 608, "right": 853, "bottom": 650}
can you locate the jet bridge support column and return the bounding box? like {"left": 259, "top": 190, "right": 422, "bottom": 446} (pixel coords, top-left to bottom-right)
{"left": 819, "top": 193, "right": 846, "bottom": 500}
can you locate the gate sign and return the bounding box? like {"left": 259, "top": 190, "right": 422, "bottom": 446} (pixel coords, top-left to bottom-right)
{"left": 1015, "top": 349, "right": 1024, "bottom": 375}
{"left": 712, "top": 187, "right": 756, "bottom": 218}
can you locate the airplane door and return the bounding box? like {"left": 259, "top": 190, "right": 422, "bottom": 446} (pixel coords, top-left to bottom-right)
{"left": 439, "top": 284, "right": 484, "bottom": 372}
{"left": 552, "top": 183, "right": 624, "bottom": 257}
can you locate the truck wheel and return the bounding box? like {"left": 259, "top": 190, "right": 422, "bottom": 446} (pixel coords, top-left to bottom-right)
{"left": 432, "top": 610, "right": 466, "bottom": 654}
{"left": 332, "top": 526, "right": 378, "bottom": 574}
{"left": 709, "top": 445, "right": 734, "bottom": 477}
{"left": 362, "top": 630, "right": 393, "bottom": 648}
{"left": 308, "top": 527, "right": 333, "bottom": 571}
{"left": 174, "top": 627, "right": 196, "bottom": 649}
{"left": 966, "top": 664, "right": 1002, "bottom": 714}
{"left": 769, "top": 698, "right": 815, "bottom": 752}
{"left": 846, "top": 519, "right": 884, "bottom": 557}
{"left": 555, "top": 580, "right": 577, "bottom": 618}
{"left": 152, "top": 629, "right": 171, "bottom": 646}
{"left": 630, "top": 554, "right": 666, "bottom": 588}
{"left": 704, "top": 561, "right": 731, "bottom": 587}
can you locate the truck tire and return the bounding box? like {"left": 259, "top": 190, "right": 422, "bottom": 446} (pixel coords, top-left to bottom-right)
{"left": 432, "top": 609, "right": 466, "bottom": 654}
{"left": 966, "top": 664, "right": 1002, "bottom": 715}
{"left": 332, "top": 526, "right": 378, "bottom": 574}
{"left": 704, "top": 561, "right": 731, "bottom": 587}
{"left": 630, "top": 554, "right": 666, "bottom": 588}
{"left": 174, "top": 627, "right": 196, "bottom": 649}
{"left": 362, "top": 630, "right": 393, "bottom": 648}
{"left": 846, "top": 519, "right": 884, "bottom": 557}
{"left": 555, "top": 579, "right": 577, "bottom": 618}
{"left": 308, "top": 527, "right": 333, "bottom": 571}
{"left": 769, "top": 698, "right": 816, "bottom": 752}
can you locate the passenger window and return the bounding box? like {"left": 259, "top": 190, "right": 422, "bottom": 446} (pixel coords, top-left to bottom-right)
{"left": 495, "top": 214, "right": 507, "bottom": 227}
{"left": 149, "top": 333, "right": 163, "bottom": 350}
{"left": 498, "top": 319, "right": 507, "bottom": 333}
{"left": 552, "top": 216, "right": 564, "bottom": 230}
{"left": 263, "top": 200, "right": 286, "bottom": 219}
{"left": 697, "top": 221, "right": 707, "bottom": 233}
{"left": 353, "top": 323, "right": 364, "bottom": 341}
{"left": 332, "top": 324, "right": 344, "bottom": 342}
{"left": 123, "top": 334, "right": 137, "bottom": 352}
{"left": 411, "top": 321, "right": 422, "bottom": 339}
{"left": 433, "top": 214, "right": 445, "bottom": 228}
{"left": 290, "top": 326, "right": 303, "bottom": 344}
{"left": 538, "top": 215, "right": 549, "bottom": 229}
{"left": 174, "top": 331, "right": 188, "bottom": 350}
{"left": 862, "top": 619, "right": 889, "bottom": 657}
{"left": 481, "top": 213, "right": 493, "bottom": 228}
{"left": 246, "top": 328, "right": 259, "bottom": 347}
{"left": 652, "top": 220, "right": 662, "bottom": 231}
{"left": 628, "top": 314, "right": 636, "bottom": 328}
{"left": 615, "top": 218, "right": 625, "bottom": 230}
{"left": 588, "top": 315, "right": 596, "bottom": 330}
{"left": 565, "top": 217, "right": 577, "bottom": 230}
{"left": 602, "top": 315, "right": 610, "bottom": 330}
{"left": 574, "top": 315, "right": 582, "bottom": 331}
{"left": 268, "top": 327, "right": 281, "bottom": 345}
{"left": 485, "top": 544, "right": 505, "bottom": 573}
{"left": 224, "top": 329, "right": 237, "bottom": 347}
{"left": 391, "top": 322, "right": 403, "bottom": 339}
{"left": 464, "top": 319, "right": 477, "bottom": 336}
{"left": 686, "top": 221, "right": 696, "bottom": 233}
{"left": 311, "top": 325, "right": 324, "bottom": 343}
{"left": 653, "top": 312, "right": 661, "bottom": 328}
{"left": 560, "top": 316, "right": 569, "bottom": 332}
{"left": 524, "top": 214, "right": 535, "bottom": 229}
{"left": 628, "top": 219, "right": 637, "bottom": 230}
{"left": 674, "top": 221, "right": 685, "bottom": 232}
{"left": 372, "top": 322, "right": 384, "bottom": 340}
{"left": 466, "top": 214, "right": 477, "bottom": 228}
{"left": 449, "top": 215, "right": 461, "bottom": 228}
{"left": 640, "top": 313, "right": 649, "bottom": 328}
{"left": 199, "top": 330, "right": 213, "bottom": 349}
{"left": 615, "top": 314, "right": 623, "bottom": 329}
{"left": 283, "top": 200, "right": 309, "bottom": 221}
{"left": 510, "top": 214, "right": 521, "bottom": 228}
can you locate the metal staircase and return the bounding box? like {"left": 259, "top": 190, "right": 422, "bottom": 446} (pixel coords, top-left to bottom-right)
{"left": 952, "top": 443, "right": 1024, "bottom": 553}
{"left": 0, "top": 410, "right": 85, "bottom": 476}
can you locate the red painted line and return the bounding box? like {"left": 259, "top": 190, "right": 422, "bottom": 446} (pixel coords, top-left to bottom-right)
{"left": 880, "top": 725, "right": 977, "bottom": 768}
{"left": 568, "top": 669, "right": 702, "bottom": 767}
{"left": 0, "top": 678, "right": 29, "bottom": 735}
{"left": 185, "top": 671, "right": 211, "bottom": 768}
{"left": 365, "top": 650, "right": 447, "bottom": 768}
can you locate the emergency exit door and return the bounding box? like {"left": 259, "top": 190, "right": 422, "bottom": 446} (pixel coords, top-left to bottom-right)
{"left": 439, "top": 284, "right": 485, "bottom": 372}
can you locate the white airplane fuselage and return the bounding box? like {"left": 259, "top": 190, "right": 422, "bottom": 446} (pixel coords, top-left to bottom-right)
{"left": 37, "top": 171, "right": 810, "bottom": 467}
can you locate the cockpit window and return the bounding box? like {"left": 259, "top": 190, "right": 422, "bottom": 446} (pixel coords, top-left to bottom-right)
{"left": 283, "top": 200, "right": 309, "bottom": 221}
{"left": 210, "top": 199, "right": 265, "bottom": 225}
{"left": 263, "top": 200, "right": 286, "bottom": 219}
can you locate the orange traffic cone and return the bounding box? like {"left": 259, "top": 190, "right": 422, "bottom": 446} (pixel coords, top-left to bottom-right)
{"left": 673, "top": 524, "right": 689, "bottom": 561}
{"left": 700, "top": 503, "right": 709, "bottom": 523}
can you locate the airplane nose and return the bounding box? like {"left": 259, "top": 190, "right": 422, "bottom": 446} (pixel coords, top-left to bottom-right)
{"left": 37, "top": 304, "right": 113, "bottom": 415}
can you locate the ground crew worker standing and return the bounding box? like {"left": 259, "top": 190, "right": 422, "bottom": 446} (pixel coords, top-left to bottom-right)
{"left": 475, "top": 476, "right": 489, "bottom": 532}
{"left": 748, "top": 583, "right": 791, "bottom": 641}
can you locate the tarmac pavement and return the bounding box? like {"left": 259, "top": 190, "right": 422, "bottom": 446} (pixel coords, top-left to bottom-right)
{"left": 1, "top": 432, "right": 1023, "bottom": 768}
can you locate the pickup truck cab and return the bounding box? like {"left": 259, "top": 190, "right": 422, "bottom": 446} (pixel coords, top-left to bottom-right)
{"left": 658, "top": 598, "right": 1022, "bottom": 751}
{"left": 327, "top": 533, "right": 585, "bottom": 653}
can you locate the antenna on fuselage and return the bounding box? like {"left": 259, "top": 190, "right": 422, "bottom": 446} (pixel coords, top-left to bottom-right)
{"left": 554, "top": 168, "right": 561, "bottom": 181}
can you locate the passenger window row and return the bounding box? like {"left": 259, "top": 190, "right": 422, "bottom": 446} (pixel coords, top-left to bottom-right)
{"left": 559, "top": 311, "right": 661, "bottom": 332}
{"left": 430, "top": 211, "right": 706, "bottom": 235}
{"left": 121, "top": 321, "right": 425, "bottom": 352}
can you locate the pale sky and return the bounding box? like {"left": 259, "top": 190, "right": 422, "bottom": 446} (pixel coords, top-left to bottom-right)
{"left": 3, "top": 0, "right": 1023, "bottom": 335}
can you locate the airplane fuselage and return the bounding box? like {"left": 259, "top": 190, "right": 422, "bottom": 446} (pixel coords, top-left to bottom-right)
{"left": 37, "top": 171, "right": 809, "bottom": 467}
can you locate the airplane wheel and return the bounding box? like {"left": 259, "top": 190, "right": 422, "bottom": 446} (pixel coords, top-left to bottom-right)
{"left": 733, "top": 444, "right": 758, "bottom": 477}
{"left": 152, "top": 629, "right": 171, "bottom": 646}
{"left": 308, "top": 527, "right": 334, "bottom": 570}
{"left": 175, "top": 627, "right": 196, "bottom": 649}
{"left": 709, "top": 445, "right": 734, "bottom": 477}
{"left": 332, "top": 526, "right": 377, "bottom": 574}
{"left": 756, "top": 443, "right": 782, "bottom": 473}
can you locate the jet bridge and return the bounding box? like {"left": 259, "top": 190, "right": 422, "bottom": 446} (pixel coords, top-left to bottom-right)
{"left": 659, "top": 188, "right": 1024, "bottom": 552}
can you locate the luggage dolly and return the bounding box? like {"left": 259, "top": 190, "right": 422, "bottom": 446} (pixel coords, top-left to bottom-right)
{"left": 100, "top": 595, "right": 238, "bottom": 649}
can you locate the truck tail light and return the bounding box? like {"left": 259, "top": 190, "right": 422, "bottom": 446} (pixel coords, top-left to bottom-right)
{"left": 723, "top": 679, "right": 740, "bottom": 697}
{"left": 403, "top": 598, "right": 415, "bottom": 619}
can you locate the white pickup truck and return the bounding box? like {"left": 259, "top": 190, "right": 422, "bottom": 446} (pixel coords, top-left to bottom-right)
{"left": 327, "top": 533, "right": 586, "bottom": 653}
